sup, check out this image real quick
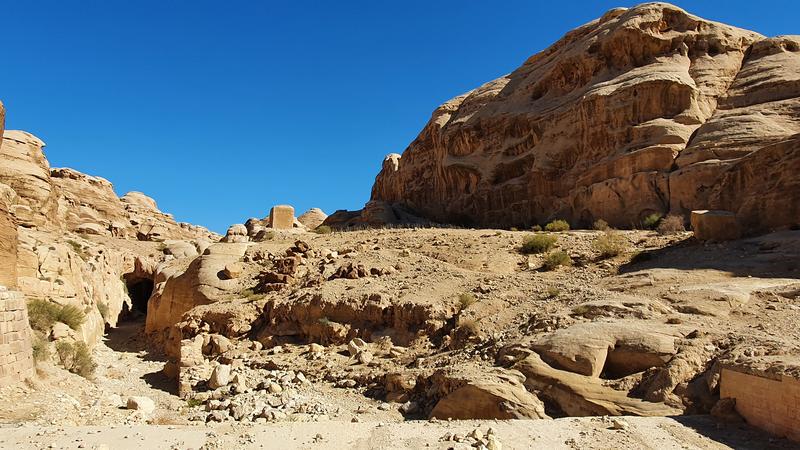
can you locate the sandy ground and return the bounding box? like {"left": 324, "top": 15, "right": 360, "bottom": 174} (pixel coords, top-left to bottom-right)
{"left": 1, "top": 416, "right": 797, "bottom": 450}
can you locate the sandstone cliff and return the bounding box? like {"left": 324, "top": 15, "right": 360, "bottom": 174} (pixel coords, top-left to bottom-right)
{"left": 368, "top": 3, "right": 800, "bottom": 232}
{"left": 0, "top": 125, "right": 219, "bottom": 348}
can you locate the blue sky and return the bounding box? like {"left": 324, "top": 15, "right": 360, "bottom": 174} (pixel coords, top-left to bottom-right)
{"left": 2, "top": 1, "right": 797, "bottom": 232}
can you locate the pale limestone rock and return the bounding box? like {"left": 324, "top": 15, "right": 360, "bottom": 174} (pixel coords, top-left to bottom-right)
{"left": 297, "top": 208, "right": 328, "bottom": 230}
{"left": 208, "top": 364, "right": 231, "bottom": 389}
{"left": 126, "top": 396, "right": 156, "bottom": 414}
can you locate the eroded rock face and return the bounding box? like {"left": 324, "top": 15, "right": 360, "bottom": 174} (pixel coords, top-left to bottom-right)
{"left": 368, "top": 4, "right": 798, "bottom": 233}
{"left": 297, "top": 208, "right": 328, "bottom": 230}
{"left": 0, "top": 131, "right": 59, "bottom": 229}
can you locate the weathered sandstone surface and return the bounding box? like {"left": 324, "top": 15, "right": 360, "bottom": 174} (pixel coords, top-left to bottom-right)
{"left": 365, "top": 3, "right": 799, "bottom": 233}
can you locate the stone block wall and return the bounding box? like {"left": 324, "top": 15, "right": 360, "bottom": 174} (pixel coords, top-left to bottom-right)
{"left": 0, "top": 286, "right": 35, "bottom": 386}
{"left": 720, "top": 366, "right": 800, "bottom": 442}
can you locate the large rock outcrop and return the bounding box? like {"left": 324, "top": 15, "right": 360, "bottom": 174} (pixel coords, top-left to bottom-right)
{"left": 368, "top": 3, "right": 799, "bottom": 232}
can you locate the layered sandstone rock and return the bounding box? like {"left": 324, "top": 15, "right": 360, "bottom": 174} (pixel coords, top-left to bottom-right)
{"left": 368, "top": 3, "right": 798, "bottom": 233}
{"left": 297, "top": 208, "right": 328, "bottom": 230}
{"left": 0, "top": 105, "right": 18, "bottom": 288}
{"left": 0, "top": 131, "right": 59, "bottom": 229}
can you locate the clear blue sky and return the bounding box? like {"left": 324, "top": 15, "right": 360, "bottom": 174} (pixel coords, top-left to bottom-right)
{"left": 2, "top": 1, "right": 797, "bottom": 232}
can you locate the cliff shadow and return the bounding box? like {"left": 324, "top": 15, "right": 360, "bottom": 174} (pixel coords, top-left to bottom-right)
{"left": 618, "top": 230, "right": 800, "bottom": 279}
{"left": 667, "top": 415, "right": 797, "bottom": 449}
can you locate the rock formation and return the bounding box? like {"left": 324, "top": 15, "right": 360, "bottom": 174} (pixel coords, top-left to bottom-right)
{"left": 366, "top": 3, "right": 799, "bottom": 233}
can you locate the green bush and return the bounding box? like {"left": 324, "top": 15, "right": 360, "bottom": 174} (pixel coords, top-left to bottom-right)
{"left": 313, "top": 225, "right": 333, "bottom": 234}
{"left": 520, "top": 234, "right": 558, "bottom": 254}
{"left": 542, "top": 251, "right": 572, "bottom": 271}
{"left": 458, "top": 293, "right": 477, "bottom": 310}
{"left": 531, "top": 225, "right": 543, "bottom": 232}
{"left": 545, "top": 220, "right": 570, "bottom": 232}
{"left": 31, "top": 332, "right": 49, "bottom": 363}
{"left": 592, "top": 230, "right": 627, "bottom": 258}
{"left": 593, "top": 219, "right": 610, "bottom": 231}
{"left": 657, "top": 215, "right": 685, "bottom": 234}
{"left": 642, "top": 213, "right": 663, "bottom": 230}
{"left": 27, "top": 299, "right": 86, "bottom": 332}
{"left": 55, "top": 341, "right": 96, "bottom": 378}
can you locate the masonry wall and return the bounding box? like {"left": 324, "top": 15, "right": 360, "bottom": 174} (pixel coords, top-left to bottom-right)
{"left": 720, "top": 367, "right": 800, "bottom": 442}
{"left": 0, "top": 286, "right": 35, "bottom": 386}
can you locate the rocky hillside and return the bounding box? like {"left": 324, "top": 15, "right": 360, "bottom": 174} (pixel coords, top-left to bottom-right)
{"left": 0, "top": 102, "right": 220, "bottom": 346}
{"left": 367, "top": 3, "right": 800, "bottom": 232}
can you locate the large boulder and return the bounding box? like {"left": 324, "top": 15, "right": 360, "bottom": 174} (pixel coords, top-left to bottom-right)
{"left": 366, "top": 4, "right": 798, "bottom": 233}
{"left": 515, "top": 352, "right": 682, "bottom": 417}
{"left": 146, "top": 243, "right": 249, "bottom": 351}
{"left": 427, "top": 367, "right": 549, "bottom": 420}
{"left": 297, "top": 208, "right": 328, "bottom": 230}
{"left": 690, "top": 210, "right": 741, "bottom": 241}
{"left": 531, "top": 321, "right": 681, "bottom": 378}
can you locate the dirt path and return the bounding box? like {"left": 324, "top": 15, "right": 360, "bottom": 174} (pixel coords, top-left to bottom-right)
{"left": 1, "top": 416, "right": 795, "bottom": 450}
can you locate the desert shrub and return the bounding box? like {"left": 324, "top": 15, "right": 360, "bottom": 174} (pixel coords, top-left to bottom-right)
{"left": 545, "top": 287, "right": 560, "bottom": 298}
{"left": 593, "top": 219, "right": 610, "bottom": 231}
{"left": 261, "top": 231, "right": 276, "bottom": 240}
{"left": 65, "top": 240, "right": 88, "bottom": 261}
{"left": 31, "top": 332, "right": 49, "bottom": 362}
{"left": 642, "top": 213, "right": 663, "bottom": 230}
{"left": 542, "top": 251, "right": 572, "bottom": 271}
{"left": 531, "top": 225, "right": 543, "bottom": 232}
{"left": 313, "top": 225, "right": 332, "bottom": 234}
{"left": 55, "top": 341, "right": 96, "bottom": 378}
{"left": 96, "top": 301, "right": 110, "bottom": 322}
{"left": 458, "top": 293, "right": 477, "bottom": 310}
{"left": 186, "top": 398, "right": 204, "bottom": 408}
{"left": 592, "top": 230, "right": 627, "bottom": 258}
{"left": 458, "top": 318, "right": 480, "bottom": 336}
{"left": 509, "top": 227, "right": 519, "bottom": 232}
{"left": 545, "top": 220, "right": 570, "bottom": 232}
{"left": 27, "top": 299, "right": 85, "bottom": 332}
{"left": 56, "top": 304, "right": 86, "bottom": 330}
{"left": 520, "top": 234, "right": 557, "bottom": 254}
{"left": 657, "top": 215, "right": 686, "bottom": 234}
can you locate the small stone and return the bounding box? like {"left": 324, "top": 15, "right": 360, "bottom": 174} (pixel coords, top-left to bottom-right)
{"left": 309, "top": 343, "right": 325, "bottom": 353}
{"left": 611, "top": 418, "right": 629, "bottom": 430}
{"left": 357, "top": 351, "right": 374, "bottom": 365}
{"left": 487, "top": 435, "right": 503, "bottom": 450}
{"left": 377, "top": 402, "right": 391, "bottom": 411}
{"left": 348, "top": 338, "right": 367, "bottom": 356}
{"left": 208, "top": 364, "right": 231, "bottom": 389}
{"left": 125, "top": 396, "right": 155, "bottom": 415}
{"left": 268, "top": 382, "right": 283, "bottom": 394}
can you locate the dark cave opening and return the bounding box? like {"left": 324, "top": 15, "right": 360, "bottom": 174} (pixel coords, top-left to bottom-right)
{"left": 118, "top": 276, "right": 154, "bottom": 322}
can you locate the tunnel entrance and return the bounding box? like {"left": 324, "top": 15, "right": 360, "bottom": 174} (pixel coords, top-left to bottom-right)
{"left": 118, "top": 275, "right": 154, "bottom": 322}
{"left": 128, "top": 278, "right": 154, "bottom": 314}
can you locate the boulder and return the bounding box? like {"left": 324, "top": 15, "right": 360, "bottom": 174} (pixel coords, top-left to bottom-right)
{"left": 74, "top": 222, "right": 105, "bottom": 235}
{"left": 428, "top": 368, "right": 549, "bottom": 420}
{"left": 222, "top": 224, "right": 249, "bottom": 243}
{"left": 126, "top": 396, "right": 156, "bottom": 414}
{"left": 297, "top": 208, "right": 328, "bottom": 230}
{"left": 269, "top": 205, "right": 295, "bottom": 230}
{"left": 515, "top": 352, "right": 681, "bottom": 417}
{"left": 531, "top": 321, "right": 680, "bottom": 378}
{"left": 690, "top": 210, "right": 741, "bottom": 241}
{"left": 208, "top": 364, "right": 231, "bottom": 389}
